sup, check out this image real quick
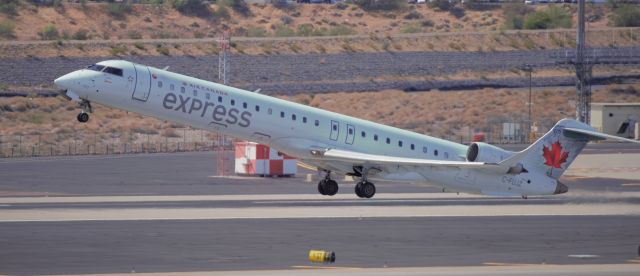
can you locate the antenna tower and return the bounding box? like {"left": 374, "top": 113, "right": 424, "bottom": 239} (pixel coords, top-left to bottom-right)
{"left": 575, "top": 0, "right": 592, "bottom": 124}
{"left": 216, "top": 31, "right": 231, "bottom": 176}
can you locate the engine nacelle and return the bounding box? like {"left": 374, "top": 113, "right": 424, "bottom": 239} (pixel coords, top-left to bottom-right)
{"left": 466, "top": 142, "right": 514, "bottom": 163}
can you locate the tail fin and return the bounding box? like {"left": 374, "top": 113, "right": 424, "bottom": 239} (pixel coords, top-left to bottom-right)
{"left": 516, "top": 119, "right": 592, "bottom": 179}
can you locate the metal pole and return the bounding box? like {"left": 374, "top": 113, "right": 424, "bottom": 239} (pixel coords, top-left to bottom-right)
{"left": 528, "top": 68, "right": 532, "bottom": 142}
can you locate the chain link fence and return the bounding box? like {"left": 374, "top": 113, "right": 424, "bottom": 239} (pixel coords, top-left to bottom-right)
{"left": 0, "top": 128, "right": 234, "bottom": 158}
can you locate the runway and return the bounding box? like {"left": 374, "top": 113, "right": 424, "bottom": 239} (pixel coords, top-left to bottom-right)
{"left": 0, "top": 150, "right": 639, "bottom": 275}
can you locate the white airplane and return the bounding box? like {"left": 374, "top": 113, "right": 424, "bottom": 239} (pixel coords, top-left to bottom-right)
{"left": 54, "top": 60, "right": 638, "bottom": 199}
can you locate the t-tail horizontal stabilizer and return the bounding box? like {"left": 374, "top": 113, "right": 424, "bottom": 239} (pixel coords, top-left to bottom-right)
{"left": 563, "top": 127, "right": 640, "bottom": 144}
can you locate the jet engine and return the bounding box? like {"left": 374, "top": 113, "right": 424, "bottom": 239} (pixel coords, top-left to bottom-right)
{"left": 466, "top": 142, "right": 514, "bottom": 163}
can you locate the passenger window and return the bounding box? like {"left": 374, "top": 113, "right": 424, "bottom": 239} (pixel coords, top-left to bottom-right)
{"left": 230, "top": 99, "right": 235, "bottom": 106}
{"left": 243, "top": 102, "right": 247, "bottom": 109}
{"left": 374, "top": 134, "right": 378, "bottom": 141}
{"left": 280, "top": 111, "right": 285, "bottom": 118}
{"left": 314, "top": 120, "right": 319, "bottom": 126}
{"left": 434, "top": 149, "right": 439, "bottom": 156}
{"left": 292, "top": 114, "right": 296, "bottom": 121}
{"left": 255, "top": 105, "right": 260, "bottom": 112}
{"left": 348, "top": 128, "right": 353, "bottom": 135}
{"left": 361, "top": 131, "right": 366, "bottom": 138}
{"left": 302, "top": 117, "right": 307, "bottom": 123}
{"left": 218, "top": 96, "right": 222, "bottom": 103}
{"left": 206, "top": 93, "right": 210, "bottom": 100}
{"left": 170, "top": 84, "right": 175, "bottom": 91}
{"left": 411, "top": 144, "right": 415, "bottom": 150}
{"left": 398, "top": 141, "right": 403, "bottom": 147}
{"left": 386, "top": 138, "right": 390, "bottom": 144}
{"left": 180, "top": 87, "right": 185, "bottom": 93}
{"left": 158, "top": 81, "right": 163, "bottom": 88}
{"left": 333, "top": 124, "right": 337, "bottom": 131}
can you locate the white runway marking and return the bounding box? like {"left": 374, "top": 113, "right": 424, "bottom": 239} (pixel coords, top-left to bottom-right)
{"left": 0, "top": 204, "right": 638, "bottom": 222}
{"left": 568, "top": 255, "right": 601, "bottom": 259}
{"left": 43, "top": 263, "right": 640, "bottom": 276}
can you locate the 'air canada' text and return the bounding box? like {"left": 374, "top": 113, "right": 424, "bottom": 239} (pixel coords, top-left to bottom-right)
{"left": 162, "top": 92, "right": 251, "bottom": 127}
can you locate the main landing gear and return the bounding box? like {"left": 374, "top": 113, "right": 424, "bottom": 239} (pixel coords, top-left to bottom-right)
{"left": 77, "top": 99, "right": 92, "bottom": 123}
{"left": 355, "top": 181, "right": 375, "bottom": 198}
{"left": 316, "top": 168, "right": 377, "bottom": 198}
{"left": 318, "top": 172, "right": 338, "bottom": 196}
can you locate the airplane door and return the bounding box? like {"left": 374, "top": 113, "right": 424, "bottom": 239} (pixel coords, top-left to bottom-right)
{"left": 132, "top": 64, "right": 151, "bottom": 102}
{"left": 345, "top": 124, "right": 355, "bottom": 145}
{"left": 329, "top": 120, "right": 339, "bottom": 141}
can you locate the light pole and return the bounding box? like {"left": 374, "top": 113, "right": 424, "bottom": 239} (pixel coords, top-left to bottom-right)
{"left": 520, "top": 64, "right": 533, "bottom": 143}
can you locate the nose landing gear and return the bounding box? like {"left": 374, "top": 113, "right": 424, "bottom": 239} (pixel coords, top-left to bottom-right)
{"left": 77, "top": 112, "right": 89, "bottom": 123}
{"left": 77, "top": 99, "right": 92, "bottom": 123}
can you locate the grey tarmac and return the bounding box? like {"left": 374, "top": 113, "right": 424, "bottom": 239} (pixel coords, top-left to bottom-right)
{"left": 0, "top": 149, "right": 638, "bottom": 275}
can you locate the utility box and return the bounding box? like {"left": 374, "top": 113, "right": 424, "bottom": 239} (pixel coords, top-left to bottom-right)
{"left": 234, "top": 141, "right": 297, "bottom": 176}
{"left": 591, "top": 103, "right": 640, "bottom": 140}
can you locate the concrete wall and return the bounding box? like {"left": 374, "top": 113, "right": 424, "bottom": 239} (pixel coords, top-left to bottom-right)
{"left": 591, "top": 104, "right": 640, "bottom": 139}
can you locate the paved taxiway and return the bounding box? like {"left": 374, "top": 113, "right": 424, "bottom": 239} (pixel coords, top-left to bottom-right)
{"left": 0, "top": 147, "right": 639, "bottom": 275}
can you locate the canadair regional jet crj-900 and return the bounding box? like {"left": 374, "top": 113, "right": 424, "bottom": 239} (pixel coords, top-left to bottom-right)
{"left": 54, "top": 60, "right": 638, "bottom": 199}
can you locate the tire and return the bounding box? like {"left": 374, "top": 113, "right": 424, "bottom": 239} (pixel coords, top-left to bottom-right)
{"left": 77, "top": 113, "right": 89, "bottom": 123}
{"left": 355, "top": 182, "right": 364, "bottom": 198}
{"left": 325, "top": 180, "right": 338, "bottom": 196}
{"left": 361, "top": 181, "right": 376, "bottom": 198}
{"left": 317, "top": 179, "right": 326, "bottom": 195}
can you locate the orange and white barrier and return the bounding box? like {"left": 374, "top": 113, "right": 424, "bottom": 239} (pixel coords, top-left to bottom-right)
{"left": 234, "top": 141, "right": 297, "bottom": 176}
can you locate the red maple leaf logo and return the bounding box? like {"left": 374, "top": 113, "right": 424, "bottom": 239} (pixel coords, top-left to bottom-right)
{"left": 543, "top": 141, "right": 569, "bottom": 169}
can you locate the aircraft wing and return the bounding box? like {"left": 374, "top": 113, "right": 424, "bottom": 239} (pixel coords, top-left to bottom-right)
{"left": 312, "top": 148, "right": 506, "bottom": 173}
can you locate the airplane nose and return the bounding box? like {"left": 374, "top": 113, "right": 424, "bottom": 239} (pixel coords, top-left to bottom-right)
{"left": 54, "top": 73, "right": 74, "bottom": 89}
{"left": 554, "top": 182, "right": 568, "bottom": 194}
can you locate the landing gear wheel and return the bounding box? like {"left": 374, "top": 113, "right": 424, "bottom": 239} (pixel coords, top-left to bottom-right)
{"left": 355, "top": 181, "right": 375, "bottom": 198}
{"left": 361, "top": 181, "right": 376, "bottom": 198}
{"left": 77, "top": 112, "right": 89, "bottom": 123}
{"left": 324, "top": 180, "right": 338, "bottom": 196}
{"left": 318, "top": 179, "right": 338, "bottom": 196}
{"left": 317, "top": 180, "right": 326, "bottom": 195}
{"left": 355, "top": 182, "right": 364, "bottom": 198}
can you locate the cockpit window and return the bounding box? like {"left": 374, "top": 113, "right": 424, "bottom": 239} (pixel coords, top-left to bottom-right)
{"left": 103, "top": 67, "right": 123, "bottom": 77}
{"left": 87, "top": 64, "right": 105, "bottom": 72}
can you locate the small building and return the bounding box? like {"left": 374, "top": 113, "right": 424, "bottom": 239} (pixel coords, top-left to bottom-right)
{"left": 235, "top": 141, "right": 297, "bottom": 176}
{"left": 590, "top": 103, "right": 640, "bottom": 139}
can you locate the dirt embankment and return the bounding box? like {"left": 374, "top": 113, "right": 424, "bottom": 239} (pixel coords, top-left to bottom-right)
{"left": 0, "top": 2, "right": 634, "bottom": 58}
